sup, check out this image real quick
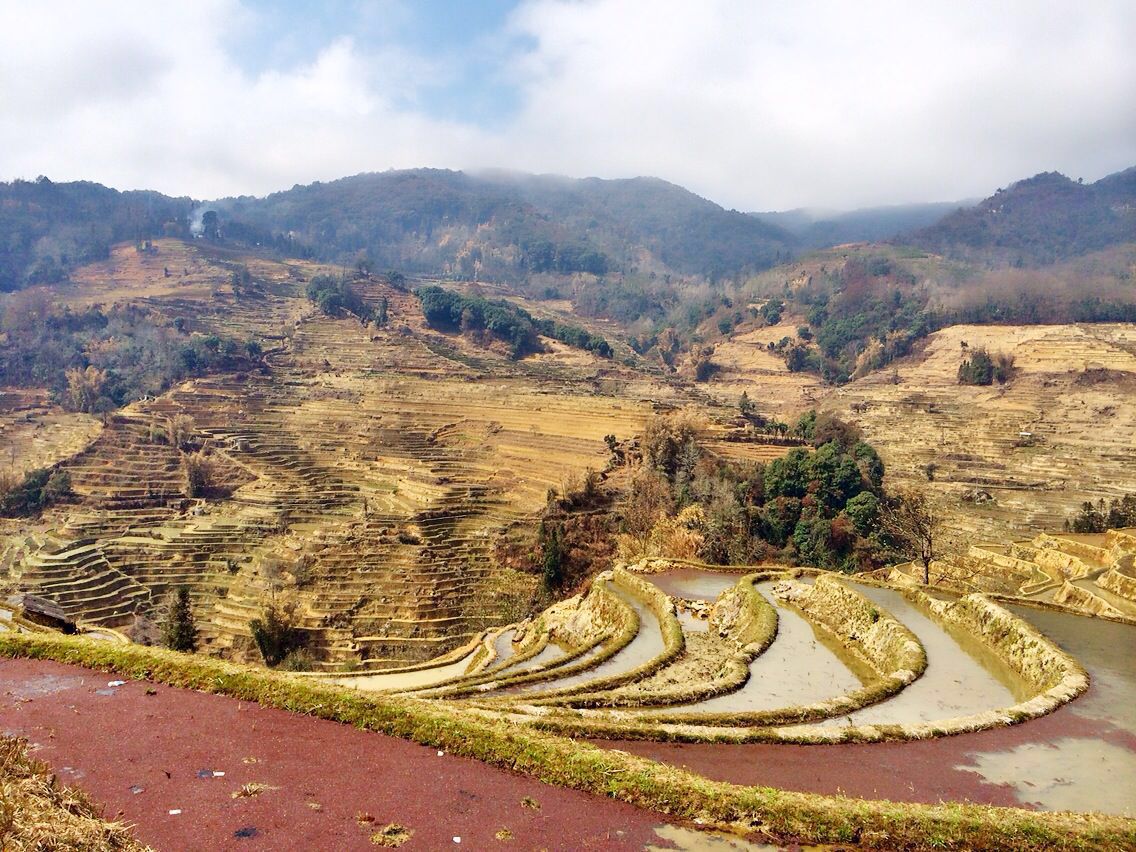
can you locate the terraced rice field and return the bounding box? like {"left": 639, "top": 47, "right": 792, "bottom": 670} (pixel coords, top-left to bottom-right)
{"left": 4, "top": 240, "right": 801, "bottom": 671}
{"left": 824, "top": 324, "right": 1136, "bottom": 543}
{"left": 315, "top": 530, "right": 1136, "bottom": 818}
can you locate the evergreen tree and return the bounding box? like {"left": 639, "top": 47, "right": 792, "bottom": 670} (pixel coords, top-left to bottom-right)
{"left": 162, "top": 586, "right": 198, "bottom": 652}
{"left": 540, "top": 522, "right": 564, "bottom": 591}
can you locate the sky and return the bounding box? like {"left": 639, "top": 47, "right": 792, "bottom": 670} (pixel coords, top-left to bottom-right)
{"left": 0, "top": 0, "right": 1133, "bottom": 211}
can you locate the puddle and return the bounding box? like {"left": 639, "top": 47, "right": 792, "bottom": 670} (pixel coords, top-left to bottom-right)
{"left": 3, "top": 674, "right": 86, "bottom": 700}
{"left": 951, "top": 604, "right": 1136, "bottom": 817}
{"left": 814, "top": 584, "right": 1031, "bottom": 727}
{"left": 509, "top": 585, "right": 667, "bottom": 694}
{"left": 956, "top": 737, "right": 1136, "bottom": 816}
{"left": 675, "top": 582, "right": 867, "bottom": 713}
{"left": 331, "top": 648, "right": 478, "bottom": 692}
{"left": 650, "top": 569, "right": 742, "bottom": 601}
{"left": 676, "top": 609, "right": 710, "bottom": 632}
{"left": 648, "top": 824, "right": 785, "bottom": 851}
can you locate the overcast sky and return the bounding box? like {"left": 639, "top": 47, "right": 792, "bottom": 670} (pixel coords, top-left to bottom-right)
{"left": 1, "top": 0, "right": 1133, "bottom": 210}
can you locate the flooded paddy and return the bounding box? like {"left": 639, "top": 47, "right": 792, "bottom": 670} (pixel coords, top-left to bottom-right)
{"left": 329, "top": 647, "right": 479, "bottom": 691}
{"left": 497, "top": 640, "right": 575, "bottom": 675}
{"left": 674, "top": 581, "right": 868, "bottom": 713}
{"left": 649, "top": 568, "right": 743, "bottom": 601}
{"left": 950, "top": 604, "right": 1136, "bottom": 816}
{"left": 813, "top": 583, "right": 1031, "bottom": 727}
{"left": 491, "top": 628, "right": 516, "bottom": 665}
{"left": 507, "top": 585, "right": 667, "bottom": 695}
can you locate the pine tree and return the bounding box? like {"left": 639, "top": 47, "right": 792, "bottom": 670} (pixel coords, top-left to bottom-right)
{"left": 540, "top": 522, "right": 564, "bottom": 591}
{"left": 162, "top": 587, "right": 198, "bottom": 652}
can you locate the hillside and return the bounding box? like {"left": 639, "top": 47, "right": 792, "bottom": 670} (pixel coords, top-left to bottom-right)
{"left": 911, "top": 167, "right": 1136, "bottom": 265}
{"left": 0, "top": 177, "right": 192, "bottom": 291}
{"left": 216, "top": 169, "right": 796, "bottom": 282}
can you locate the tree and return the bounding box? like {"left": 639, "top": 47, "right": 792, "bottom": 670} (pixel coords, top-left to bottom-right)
{"left": 200, "top": 210, "right": 220, "bottom": 241}
{"left": 738, "top": 391, "right": 754, "bottom": 417}
{"left": 162, "top": 587, "right": 198, "bottom": 652}
{"left": 64, "top": 366, "right": 108, "bottom": 413}
{"left": 540, "top": 521, "right": 564, "bottom": 591}
{"left": 250, "top": 602, "right": 303, "bottom": 667}
{"left": 958, "top": 347, "right": 994, "bottom": 385}
{"left": 881, "top": 489, "right": 943, "bottom": 585}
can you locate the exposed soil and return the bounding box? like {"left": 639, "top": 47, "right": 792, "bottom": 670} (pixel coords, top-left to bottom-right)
{"left": 0, "top": 658, "right": 691, "bottom": 850}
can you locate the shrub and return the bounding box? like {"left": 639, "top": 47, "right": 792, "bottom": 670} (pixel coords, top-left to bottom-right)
{"left": 249, "top": 602, "right": 305, "bottom": 667}
{"left": 958, "top": 347, "right": 995, "bottom": 385}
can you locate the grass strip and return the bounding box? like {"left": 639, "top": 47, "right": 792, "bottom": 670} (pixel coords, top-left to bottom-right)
{"left": 0, "top": 632, "right": 1131, "bottom": 850}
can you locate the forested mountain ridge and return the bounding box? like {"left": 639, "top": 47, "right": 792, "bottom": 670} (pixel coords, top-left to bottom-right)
{"left": 4, "top": 164, "right": 1135, "bottom": 297}
{"left": 0, "top": 177, "right": 193, "bottom": 291}
{"left": 909, "top": 167, "right": 1136, "bottom": 265}
{"left": 215, "top": 169, "right": 797, "bottom": 281}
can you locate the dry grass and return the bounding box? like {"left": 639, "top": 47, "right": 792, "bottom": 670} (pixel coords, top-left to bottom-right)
{"left": 371, "top": 823, "right": 413, "bottom": 847}
{"left": 231, "top": 782, "right": 275, "bottom": 799}
{"left": 0, "top": 735, "right": 147, "bottom": 851}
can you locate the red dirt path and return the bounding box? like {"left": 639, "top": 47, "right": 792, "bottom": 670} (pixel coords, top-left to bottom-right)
{"left": 0, "top": 658, "right": 686, "bottom": 850}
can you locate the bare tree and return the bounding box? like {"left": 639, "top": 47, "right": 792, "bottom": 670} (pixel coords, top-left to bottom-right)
{"left": 882, "top": 488, "right": 944, "bottom": 585}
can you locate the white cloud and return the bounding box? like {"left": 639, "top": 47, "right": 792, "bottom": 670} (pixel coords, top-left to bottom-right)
{"left": 0, "top": 0, "right": 1132, "bottom": 208}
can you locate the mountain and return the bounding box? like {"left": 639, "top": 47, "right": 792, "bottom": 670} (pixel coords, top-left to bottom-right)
{"left": 215, "top": 169, "right": 797, "bottom": 281}
{"left": 752, "top": 201, "right": 971, "bottom": 248}
{"left": 910, "top": 167, "right": 1136, "bottom": 265}
{"left": 0, "top": 177, "right": 192, "bottom": 291}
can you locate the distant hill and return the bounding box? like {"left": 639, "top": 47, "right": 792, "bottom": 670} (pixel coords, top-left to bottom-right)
{"left": 752, "top": 201, "right": 970, "bottom": 248}
{"left": 0, "top": 177, "right": 192, "bottom": 291}
{"left": 5, "top": 163, "right": 1134, "bottom": 296}
{"left": 215, "top": 169, "right": 797, "bottom": 281}
{"left": 909, "top": 167, "right": 1136, "bottom": 265}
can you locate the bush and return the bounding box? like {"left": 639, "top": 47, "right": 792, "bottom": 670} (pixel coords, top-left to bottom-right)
{"left": 0, "top": 468, "right": 71, "bottom": 517}
{"left": 249, "top": 602, "right": 304, "bottom": 667}
{"left": 958, "top": 348, "right": 995, "bottom": 385}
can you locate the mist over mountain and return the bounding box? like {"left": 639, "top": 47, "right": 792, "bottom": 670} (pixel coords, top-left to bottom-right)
{"left": 2, "top": 164, "right": 1135, "bottom": 294}
{"left": 752, "top": 201, "right": 974, "bottom": 248}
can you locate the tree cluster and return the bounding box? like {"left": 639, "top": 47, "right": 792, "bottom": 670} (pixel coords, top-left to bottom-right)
{"left": 621, "top": 411, "right": 901, "bottom": 572}
{"left": 0, "top": 295, "right": 262, "bottom": 410}
{"left": 416, "top": 285, "right": 611, "bottom": 359}
{"left": 0, "top": 468, "right": 72, "bottom": 517}
{"left": 306, "top": 275, "right": 372, "bottom": 320}
{"left": 957, "top": 347, "right": 1015, "bottom": 386}
{"left": 1066, "top": 495, "right": 1136, "bottom": 534}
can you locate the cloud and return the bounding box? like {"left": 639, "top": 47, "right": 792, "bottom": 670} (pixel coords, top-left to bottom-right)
{"left": 0, "top": 0, "right": 1132, "bottom": 209}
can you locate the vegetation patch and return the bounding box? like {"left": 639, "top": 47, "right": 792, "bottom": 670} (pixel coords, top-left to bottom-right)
{"left": 416, "top": 285, "right": 612, "bottom": 359}
{"left": 0, "top": 734, "right": 147, "bottom": 851}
